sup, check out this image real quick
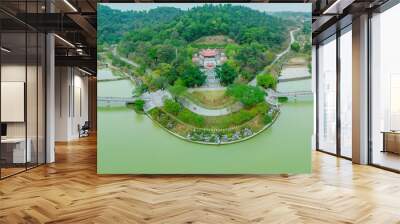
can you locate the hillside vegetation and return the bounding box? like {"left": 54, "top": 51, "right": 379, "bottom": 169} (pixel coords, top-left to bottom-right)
{"left": 98, "top": 4, "right": 311, "bottom": 91}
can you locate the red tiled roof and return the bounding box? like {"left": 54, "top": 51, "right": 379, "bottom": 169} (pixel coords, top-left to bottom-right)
{"left": 200, "top": 49, "right": 217, "bottom": 57}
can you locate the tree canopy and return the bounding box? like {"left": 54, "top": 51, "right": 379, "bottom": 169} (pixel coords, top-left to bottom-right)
{"left": 98, "top": 4, "right": 311, "bottom": 90}
{"left": 257, "top": 73, "right": 277, "bottom": 89}
{"left": 216, "top": 62, "right": 238, "bottom": 86}
{"left": 226, "top": 84, "right": 265, "bottom": 107}
{"left": 291, "top": 42, "right": 301, "bottom": 52}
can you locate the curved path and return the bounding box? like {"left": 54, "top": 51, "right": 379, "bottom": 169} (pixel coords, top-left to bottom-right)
{"left": 270, "top": 28, "right": 300, "bottom": 66}
{"left": 179, "top": 97, "right": 243, "bottom": 116}
{"left": 249, "top": 27, "right": 300, "bottom": 86}
{"left": 112, "top": 47, "right": 139, "bottom": 67}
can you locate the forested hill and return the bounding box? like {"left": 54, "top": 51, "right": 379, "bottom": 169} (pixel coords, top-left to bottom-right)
{"left": 159, "top": 4, "right": 291, "bottom": 46}
{"left": 98, "top": 4, "right": 310, "bottom": 89}
{"left": 98, "top": 5, "right": 183, "bottom": 44}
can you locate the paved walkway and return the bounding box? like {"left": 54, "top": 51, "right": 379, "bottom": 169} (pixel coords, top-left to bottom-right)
{"left": 249, "top": 28, "right": 300, "bottom": 86}
{"left": 202, "top": 69, "right": 222, "bottom": 88}
{"left": 142, "top": 90, "right": 172, "bottom": 112}
{"left": 112, "top": 47, "right": 139, "bottom": 68}
{"left": 278, "top": 66, "right": 310, "bottom": 82}
{"left": 179, "top": 97, "right": 243, "bottom": 116}
{"left": 188, "top": 86, "right": 227, "bottom": 92}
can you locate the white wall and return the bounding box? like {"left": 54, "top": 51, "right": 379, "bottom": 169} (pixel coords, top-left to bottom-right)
{"left": 55, "top": 67, "right": 89, "bottom": 141}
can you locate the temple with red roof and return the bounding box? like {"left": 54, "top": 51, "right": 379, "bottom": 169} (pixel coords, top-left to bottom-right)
{"left": 192, "top": 49, "right": 227, "bottom": 69}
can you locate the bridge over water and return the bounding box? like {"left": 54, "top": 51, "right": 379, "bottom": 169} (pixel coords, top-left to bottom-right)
{"left": 97, "top": 97, "right": 137, "bottom": 104}
{"left": 98, "top": 77, "right": 129, "bottom": 82}
{"left": 266, "top": 88, "right": 312, "bottom": 98}
{"left": 275, "top": 91, "right": 313, "bottom": 98}
{"left": 278, "top": 75, "right": 311, "bottom": 82}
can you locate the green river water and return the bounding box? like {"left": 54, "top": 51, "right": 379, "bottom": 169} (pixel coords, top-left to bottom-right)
{"left": 97, "top": 68, "right": 313, "bottom": 174}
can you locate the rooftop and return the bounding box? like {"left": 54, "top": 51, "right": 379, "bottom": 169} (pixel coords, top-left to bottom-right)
{"left": 200, "top": 49, "right": 218, "bottom": 57}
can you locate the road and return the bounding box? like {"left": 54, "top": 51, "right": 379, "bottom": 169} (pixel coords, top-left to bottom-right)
{"left": 249, "top": 27, "right": 300, "bottom": 86}
{"left": 112, "top": 47, "right": 139, "bottom": 68}
{"left": 179, "top": 98, "right": 243, "bottom": 116}
{"left": 270, "top": 28, "right": 300, "bottom": 66}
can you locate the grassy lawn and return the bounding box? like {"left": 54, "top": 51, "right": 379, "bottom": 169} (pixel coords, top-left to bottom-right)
{"left": 203, "top": 102, "right": 268, "bottom": 129}
{"left": 204, "top": 113, "right": 257, "bottom": 129}
{"left": 184, "top": 90, "right": 237, "bottom": 109}
{"left": 194, "top": 35, "right": 235, "bottom": 44}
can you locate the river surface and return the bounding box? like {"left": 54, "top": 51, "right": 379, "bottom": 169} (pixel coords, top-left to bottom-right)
{"left": 97, "top": 68, "right": 313, "bottom": 174}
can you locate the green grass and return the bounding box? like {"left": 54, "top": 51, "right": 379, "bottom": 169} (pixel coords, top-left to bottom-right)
{"left": 203, "top": 102, "right": 269, "bottom": 129}
{"left": 191, "top": 35, "right": 235, "bottom": 49}
{"left": 184, "top": 90, "right": 237, "bottom": 109}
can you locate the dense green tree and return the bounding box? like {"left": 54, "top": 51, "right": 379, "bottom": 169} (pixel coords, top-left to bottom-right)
{"left": 226, "top": 84, "right": 265, "bottom": 107}
{"left": 164, "top": 99, "right": 182, "bottom": 115}
{"left": 148, "top": 76, "right": 168, "bottom": 91}
{"left": 216, "top": 62, "right": 238, "bottom": 86}
{"left": 156, "top": 45, "right": 176, "bottom": 64}
{"left": 264, "top": 51, "right": 275, "bottom": 65}
{"left": 291, "top": 42, "right": 301, "bottom": 52}
{"left": 98, "top": 5, "right": 182, "bottom": 45}
{"left": 153, "top": 63, "right": 176, "bottom": 84}
{"left": 263, "top": 114, "right": 273, "bottom": 124}
{"left": 257, "top": 73, "right": 277, "bottom": 89}
{"left": 235, "top": 43, "right": 266, "bottom": 79}
{"left": 180, "top": 63, "right": 206, "bottom": 87}
{"left": 224, "top": 43, "right": 240, "bottom": 58}
{"left": 99, "top": 4, "right": 311, "bottom": 91}
{"left": 168, "top": 79, "right": 187, "bottom": 99}
{"left": 134, "top": 83, "right": 148, "bottom": 96}
{"left": 303, "top": 42, "right": 311, "bottom": 53}
{"left": 132, "top": 99, "right": 145, "bottom": 112}
{"left": 240, "top": 69, "right": 255, "bottom": 81}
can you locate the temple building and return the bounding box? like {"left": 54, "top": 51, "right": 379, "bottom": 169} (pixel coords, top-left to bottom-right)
{"left": 192, "top": 49, "right": 227, "bottom": 69}
{"left": 192, "top": 49, "right": 228, "bottom": 88}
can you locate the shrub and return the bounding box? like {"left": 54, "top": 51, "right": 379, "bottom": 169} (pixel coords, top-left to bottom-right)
{"left": 149, "top": 108, "right": 160, "bottom": 118}
{"left": 257, "top": 73, "right": 277, "bottom": 89}
{"left": 134, "top": 84, "right": 148, "bottom": 96}
{"left": 291, "top": 42, "right": 301, "bottom": 52}
{"left": 278, "top": 96, "right": 288, "bottom": 103}
{"left": 263, "top": 114, "right": 273, "bottom": 124}
{"left": 132, "top": 99, "right": 145, "bottom": 113}
{"left": 253, "top": 102, "right": 269, "bottom": 114}
{"left": 177, "top": 109, "right": 205, "bottom": 127}
{"left": 215, "top": 62, "right": 238, "bottom": 86}
{"left": 226, "top": 84, "right": 265, "bottom": 107}
{"left": 164, "top": 99, "right": 181, "bottom": 115}
{"left": 231, "top": 110, "right": 254, "bottom": 125}
{"left": 168, "top": 79, "right": 187, "bottom": 98}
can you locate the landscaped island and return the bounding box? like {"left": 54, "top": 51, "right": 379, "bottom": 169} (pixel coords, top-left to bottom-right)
{"left": 98, "top": 4, "right": 311, "bottom": 144}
